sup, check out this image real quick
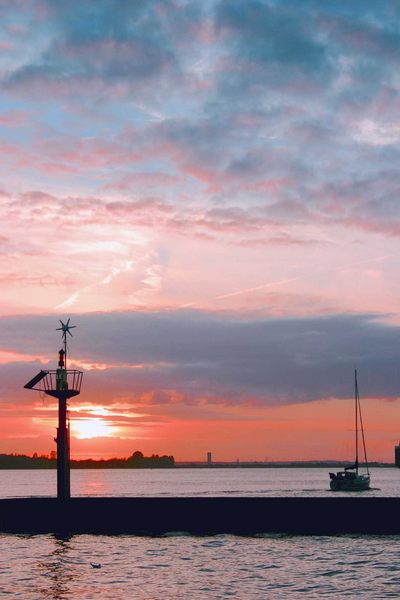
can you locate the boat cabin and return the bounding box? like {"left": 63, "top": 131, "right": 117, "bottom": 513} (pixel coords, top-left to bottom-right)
{"left": 329, "top": 470, "right": 357, "bottom": 481}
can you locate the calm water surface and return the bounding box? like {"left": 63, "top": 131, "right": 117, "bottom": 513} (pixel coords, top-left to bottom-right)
{"left": 1, "top": 468, "right": 400, "bottom": 598}
{"left": 0, "top": 466, "right": 399, "bottom": 498}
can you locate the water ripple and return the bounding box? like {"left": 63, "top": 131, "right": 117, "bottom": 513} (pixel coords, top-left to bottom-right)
{"left": 3, "top": 532, "right": 400, "bottom": 598}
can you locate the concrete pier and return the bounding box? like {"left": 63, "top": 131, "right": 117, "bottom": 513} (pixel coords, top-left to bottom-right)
{"left": 1, "top": 497, "right": 400, "bottom": 535}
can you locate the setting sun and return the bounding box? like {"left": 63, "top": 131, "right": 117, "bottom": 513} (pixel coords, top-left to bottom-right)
{"left": 71, "top": 419, "right": 117, "bottom": 439}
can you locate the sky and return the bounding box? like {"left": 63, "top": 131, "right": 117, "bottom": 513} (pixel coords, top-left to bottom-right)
{"left": 0, "top": 0, "right": 400, "bottom": 462}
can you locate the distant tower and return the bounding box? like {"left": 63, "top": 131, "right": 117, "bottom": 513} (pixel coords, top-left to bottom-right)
{"left": 395, "top": 442, "right": 400, "bottom": 467}
{"left": 207, "top": 452, "right": 212, "bottom": 466}
{"left": 24, "top": 319, "right": 83, "bottom": 500}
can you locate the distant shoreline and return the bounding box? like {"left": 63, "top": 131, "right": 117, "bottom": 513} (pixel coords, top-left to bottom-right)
{"left": 0, "top": 453, "right": 394, "bottom": 469}
{"left": 175, "top": 461, "right": 394, "bottom": 469}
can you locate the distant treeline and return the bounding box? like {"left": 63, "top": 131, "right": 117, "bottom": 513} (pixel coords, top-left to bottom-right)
{"left": 0, "top": 454, "right": 392, "bottom": 470}
{"left": 0, "top": 450, "right": 175, "bottom": 469}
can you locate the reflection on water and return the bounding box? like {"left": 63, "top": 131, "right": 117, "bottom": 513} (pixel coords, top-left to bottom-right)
{"left": 38, "top": 535, "right": 74, "bottom": 600}
{"left": 78, "top": 472, "right": 108, "bottom": 497}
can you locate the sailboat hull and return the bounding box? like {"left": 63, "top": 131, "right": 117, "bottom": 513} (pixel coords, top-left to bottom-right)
{"left": 329, "top": 473, "right": 370, "bottom": 491}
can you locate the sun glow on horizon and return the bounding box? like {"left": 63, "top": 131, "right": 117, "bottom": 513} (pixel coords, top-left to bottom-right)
{"left": 71, "top": 418, "right": 117, "bottom": 439}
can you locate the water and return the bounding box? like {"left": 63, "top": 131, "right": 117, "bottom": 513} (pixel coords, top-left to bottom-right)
{"left": 1, "top": 468, "right": 400, "bottom": 598}
{"left": 2, "top": 532, "right": 400, "bottom": 599}
{"left": 0, "top": 466, "right": 398, "bottom": 498}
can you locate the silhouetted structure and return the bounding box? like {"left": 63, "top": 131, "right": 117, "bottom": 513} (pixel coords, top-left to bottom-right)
{"left": 395, "top": 442, "right": 400, "bottom": 467}
{"left": 24, "top": 320, "right": 83, "bottom": 499}
{"left": 207, "top": 452, "right": 212, "bottom": 466}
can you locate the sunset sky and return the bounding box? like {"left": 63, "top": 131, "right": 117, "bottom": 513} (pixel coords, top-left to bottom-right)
{"left": 0, "top": 1, "right": 400, "bottom": 462}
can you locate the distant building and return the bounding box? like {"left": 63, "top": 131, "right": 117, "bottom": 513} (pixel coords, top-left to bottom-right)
{"left": 395, "top": 443, "right": 400, "bottom": 467}
{"left": 207, "top": 452, "right": 212, "bottom": 466}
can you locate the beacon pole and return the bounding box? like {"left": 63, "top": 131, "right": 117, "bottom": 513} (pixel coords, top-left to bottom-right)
{"left": 24, "top": 319, "right": 83, "bottom": 501}
{"left": 56, "top": 348, "right": 70, "bottom": 500}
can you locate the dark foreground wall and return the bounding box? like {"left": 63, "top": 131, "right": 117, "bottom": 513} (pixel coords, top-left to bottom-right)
{"left": 1, "top": 497, "right": 400, "bottom": 535}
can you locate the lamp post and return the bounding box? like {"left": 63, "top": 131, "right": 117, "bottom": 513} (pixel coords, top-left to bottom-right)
{"left": 24, "top": 319, "right": 83, "bottom": 500}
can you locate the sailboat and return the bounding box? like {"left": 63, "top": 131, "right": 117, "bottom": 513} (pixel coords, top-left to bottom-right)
{"left": 329, "top": 369, "right": 370, "bottom": 491}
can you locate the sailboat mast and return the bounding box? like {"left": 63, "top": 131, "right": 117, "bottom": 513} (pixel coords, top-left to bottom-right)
{"left": 357, "top": 371, "right": 369, "bottom": 476}
{"left": 355, "top": 369, "right": 359, "bottom": 473}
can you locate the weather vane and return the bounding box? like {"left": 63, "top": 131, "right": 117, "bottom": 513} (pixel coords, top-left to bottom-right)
{"left": 57, "top": 318, "right": 76, "bottom": 339}
{"left": 56, "top": 318, "right": 76, "bottom": 370}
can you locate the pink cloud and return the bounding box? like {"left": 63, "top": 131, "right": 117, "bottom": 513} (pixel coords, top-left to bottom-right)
{"left": 0, "top": 41, "right": 13, "bottom": 51}
{"left": 103, "top": 171, "right": 180, "bottom": 191}
{"left": 7, "top": 23, "right": 26, "bottom": 34}
{"left": 319, "top": 15, "right": 397, "bottom": 60}
{"left": 37, "top": 161, "right": 78, "bottom": 174}
{"left": 183, "top": 163, "right": 221, "bottom": 191}
{"left": 34, "top": 137, "right": 142, "bottom": 170}
{"left": 243, "top": 178, "right": 292, "bottom": 194}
